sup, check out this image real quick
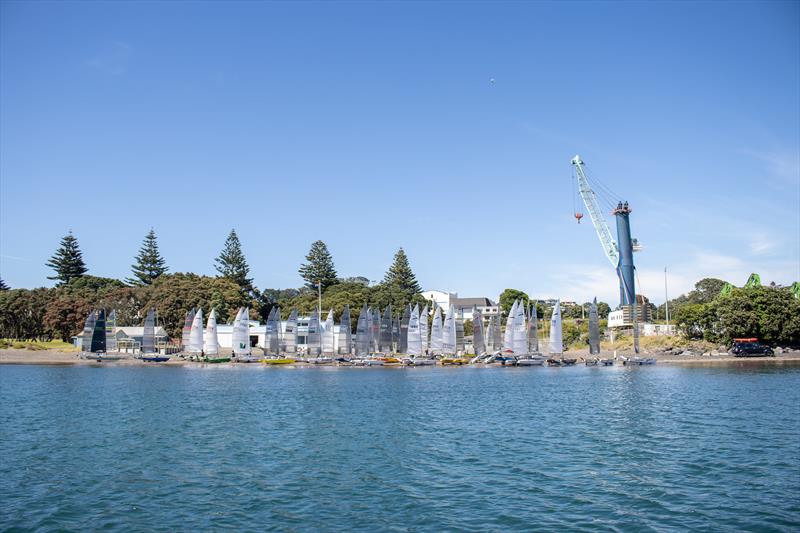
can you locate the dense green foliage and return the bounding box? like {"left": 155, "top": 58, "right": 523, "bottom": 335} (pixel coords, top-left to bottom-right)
{"left": 499, "top": 289, "right": 529, "bottom": 315}
{"left": 215, "top": 229, "right": 253, "bottom": 294}
{"left": 46, "top": 231, "right": 88, "bottom": 285}
{"left": 0, "top": 274, "right": 247, "bottom": 342}
{"left": 674, "top": 285, "right": 799, "bottom": 345}
{"left": 128, "top": 229, "right": 169, "bottom": 285}
{"left": 298, "top": 240, "right": 339, "bottom": 291}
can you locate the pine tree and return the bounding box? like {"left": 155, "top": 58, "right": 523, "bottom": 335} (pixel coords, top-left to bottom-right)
{"left": 383, "top": 247, "right": 421, "bottom": 296}
{"left": 46, "top": 231, "right": 88, "bottom": 285}
{"left": 0, "top": 278, "right": 9, "bottom": 290}
{"left": 215, "top": 229, "right": 253, "bottom": 291}
{"left": 128, "top": 228, "right": 169, "bottom": 286}
{"left": 298, "top": 240, "right": 338, "bottom": 291}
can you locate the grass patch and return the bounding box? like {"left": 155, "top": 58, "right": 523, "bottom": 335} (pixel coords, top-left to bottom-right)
{"left": 1, "top": 339, "right": 79, "bottom": 352}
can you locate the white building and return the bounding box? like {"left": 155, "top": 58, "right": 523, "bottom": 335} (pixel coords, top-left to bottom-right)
{"left": 451, "top": 297, "right": 499, "bottom": 322}
{"left": 421, "top": 290, "right": 456, "bottom": 311}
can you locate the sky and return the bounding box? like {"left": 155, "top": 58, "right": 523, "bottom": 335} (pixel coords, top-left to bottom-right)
{"left": 1, "top": 1, "right": 798, "bottom": 305}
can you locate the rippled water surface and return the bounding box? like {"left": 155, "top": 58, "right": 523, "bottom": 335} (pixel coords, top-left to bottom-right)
{"left": 2, "top": 364, "right": 799, "bottom": 532}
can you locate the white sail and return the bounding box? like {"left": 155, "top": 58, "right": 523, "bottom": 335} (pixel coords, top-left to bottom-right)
{"left": 589, "top": 298, "right": 600, "bottom": 355}
{"left": 106, "top": 309, "right": 117, "bottom": 352}
{"left": 338, "top": 305, "right": 352, "bottom": 355}
{"left": 282, "top": 308, "right": 298, "bottom": 354}
{"left": 513, "top": 301, "right": 527, "bottom": 355}
{"left": 322, "top": 309, "right": 335, "bottom": 355}
{"left": 430, "top": 306, "right": 443, "bottom": 354}
{"left": 528, "top": 301, "right": 539, "bottom": 353}
{"left": 355, "top": 305, "right": 369, "bottom": 356}
{"left": 181, "top": 308, "right": 195, "bottom": 351}
{"left": 549, "top": 300, "right": 563, "bottom": 355}
{"left": 264, "top": 307, "right": 280, "bottom": 355}
{"left": 233, "top": 307, "right": 250, "bottom": 356}
{"left": 204, "top": 309, "right": 219, "bottom": 355}
{"left": 420, "top": 305, "right": 429, "bottom": 354}
{"left": 407, "top": 304, "right": 422, "bottom": 356}
{"left": 485, "top": 316, "right": 495, "bottom": 352}
{"left": 503, "top": 300, "right": 517, "bottom": 352}
{"left": 307, "top": 308, "right": 321, "bottom": 356}
{"left": 472, "top": 307, "right": 485, "bottom": 355}
{"left": 442, "top": 304, "right": 457, "bottom": 355}
{"left": 188, "top": 307, "right": 204, "bottom": 353}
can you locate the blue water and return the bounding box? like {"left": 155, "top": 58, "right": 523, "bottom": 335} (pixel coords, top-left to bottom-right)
{"left": 1, "top": 364, "right": 799, "bottom": 532}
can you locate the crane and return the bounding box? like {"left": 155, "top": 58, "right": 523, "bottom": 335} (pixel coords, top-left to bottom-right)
{"left": 571, "top": 155, "right": 620, "bottom": 268}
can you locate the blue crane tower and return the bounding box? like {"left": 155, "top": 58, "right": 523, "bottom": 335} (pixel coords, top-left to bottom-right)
{"left": 571, "top": 155, "right": 640, "bottom": 352}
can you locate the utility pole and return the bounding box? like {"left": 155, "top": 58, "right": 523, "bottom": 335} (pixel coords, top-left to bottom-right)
{"left": 317, "top": 280, "right": 322, "bottom": 320}
{"left": 664, "top": 267, "right": 670, "bottom": 326}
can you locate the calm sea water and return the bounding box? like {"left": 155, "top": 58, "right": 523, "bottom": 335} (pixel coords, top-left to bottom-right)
{"left": 1, "top": 363, "right": 799, "bottom": 532}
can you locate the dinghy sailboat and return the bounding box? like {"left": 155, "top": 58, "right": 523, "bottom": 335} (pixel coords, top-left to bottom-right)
{"left": 78, "top": 309, "right": 112, "bottom": 360}
{"left": 140, "top": 307, "right": 169, "bottom": 362}
{"left": 233, "top": 307, "right": 256, "bottom": 362}
{"left": 406, "top": 304, "right": 435, "bottom": 365}
{"left": 420, "top": 304, "right": 429, "bottom": 355}
{"left": 441, "top": 304, "right": 466, "bottom": 364}
{"left": 202, "top": 308, "right": 227, "bottom": 362}
{"left": 547, "top": 300, "right": 575, "bottom": 366}
{"left": 515, "top": 301, "right": 545, "bottom": 366}
{"left": 337, "top": 305, "right": 352, "bottom": 358}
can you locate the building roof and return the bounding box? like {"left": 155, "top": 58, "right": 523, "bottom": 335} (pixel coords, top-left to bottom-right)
{"left": 452, "top": 297, "right": 494, "bottom": 308}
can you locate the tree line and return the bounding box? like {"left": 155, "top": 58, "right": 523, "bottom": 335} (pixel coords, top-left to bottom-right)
{"left": 0, "top": 229, "right": 425, "bottom": 342}
{"left": 669, "top": 278, "right": 799, "bottom": 346}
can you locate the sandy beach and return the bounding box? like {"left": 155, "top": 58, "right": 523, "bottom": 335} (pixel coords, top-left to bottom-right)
{"left": 2, "top": 348, "right": 799, "bottom": 367}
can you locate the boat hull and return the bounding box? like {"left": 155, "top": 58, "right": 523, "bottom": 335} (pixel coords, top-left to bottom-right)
{"left": 516, "top": 358, "right": 545, "bottom": 366}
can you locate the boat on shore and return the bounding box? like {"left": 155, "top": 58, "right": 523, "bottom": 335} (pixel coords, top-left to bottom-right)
{"left": 78, "top": 309, "right": 125, "bottom": 361}
{"left": 139, "top": 307, "right": 169, "bottom": 362}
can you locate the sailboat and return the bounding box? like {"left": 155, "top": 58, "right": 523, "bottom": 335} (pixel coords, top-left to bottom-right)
{"left": 399, "top": 305, "right": 410, "bottom": 354}
{"left": 188, "top": 308, "right": 204, "bottom": 354}
{"left": 469, "top": 306, "right": 488, "bottom": 364}
{"left": 547, "top": 300, "right": 575, "bottom": 366}
{"left": 485, "top": 315, "right": 496, "bottom": 354}
{"left": 78, "top": 309, "right": 113, "bottom": 361}
{"left": 323, "top": 309, "right": 335, "bottom": 355}
{"left": 430, "top": 305, "right": 443, "bottom": 356}
{"left": 528, "top": 302, "right": 539, "bottom": 354}
{"left": 181, "top": 308, "right": 195, "bottom": 353}
{"left": 352, "top": 305, "right": 380, "bottom": 365}
{"left": 378, "top": 306, "right": 400, "bottom": 363}
{"left": 515, "top": 301, "right": 545, "bottom": 366}
{"left": 420, "top": 304, "right": 429, "bottom": 355}
{"left": 200, "top": 308, "right": 228, "bottom": 363}
{"left": 140, "top": 307, "right": 169, "bottom": 362}
{"left": 354, "top": 305, "right": 370, "bottom": 360}
{"left": 500, "top": 300, "right": 517, "bottom": 364}
{"left": 441, "top": 304, "right": 466, "bottom": 364}
{"left": 336, "top": 305, "right": 352, "bottom": 362}
{"left": 263, "top": 308, "right": 294, "bottom": 364}
{"left": 233, "top": 307, "right": 256, "bottom": 362}
{"left": 106, "top": 309, "right": 118, "bottom": 353}
{"left": 307, "top": 308, "right": 332, "bottom": 364}
{"left": 406, "top": 304, "right": 435, "bottom": 365}
{"left": 282, "top": 308, "right": 298, "bottom": 355}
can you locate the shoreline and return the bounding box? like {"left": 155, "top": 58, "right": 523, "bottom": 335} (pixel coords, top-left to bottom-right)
{"left": 2, "top": 349, "right": 799, "bottom": 367}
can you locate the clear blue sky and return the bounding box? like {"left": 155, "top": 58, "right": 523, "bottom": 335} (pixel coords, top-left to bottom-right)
{"left": 1, "top": 1, "right": 798, "bottom": 305}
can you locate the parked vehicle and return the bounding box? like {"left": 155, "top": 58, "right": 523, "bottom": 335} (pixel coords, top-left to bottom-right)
{"left": 730, "top": 338, "right": 774, "bottom": 357}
